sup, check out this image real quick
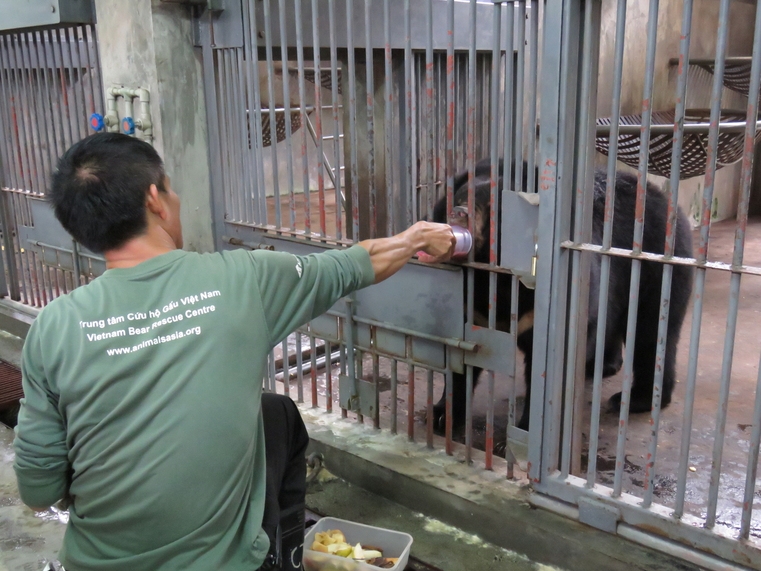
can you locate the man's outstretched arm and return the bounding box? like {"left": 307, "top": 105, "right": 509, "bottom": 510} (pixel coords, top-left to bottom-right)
{"left": 359, "top": 221, "right": 455, "bottom": 284}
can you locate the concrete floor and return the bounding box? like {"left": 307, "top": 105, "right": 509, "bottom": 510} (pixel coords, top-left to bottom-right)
{"left": 0, "top": 419, "right": 566, "bottom": 571}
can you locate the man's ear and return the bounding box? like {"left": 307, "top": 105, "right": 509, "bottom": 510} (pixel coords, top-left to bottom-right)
{"left": 145, "top": 184, "right": 167, "bottom": 220}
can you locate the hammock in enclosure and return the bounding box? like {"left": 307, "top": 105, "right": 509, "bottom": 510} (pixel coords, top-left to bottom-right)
{"left": 595, "top": 108, "right": 761, "bottom": 180}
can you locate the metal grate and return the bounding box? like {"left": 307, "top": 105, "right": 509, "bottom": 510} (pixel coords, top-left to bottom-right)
{"left": 0, "top": 359, "right": 22, "bottom": 408}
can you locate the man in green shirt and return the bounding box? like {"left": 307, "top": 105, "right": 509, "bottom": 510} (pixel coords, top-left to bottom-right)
{"left": 13, "top": 133, "right": 455, "bottom": 570}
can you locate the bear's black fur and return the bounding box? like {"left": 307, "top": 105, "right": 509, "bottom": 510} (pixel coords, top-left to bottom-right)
{"left": 431, "top": 159, "right": 694, "bottom": 432}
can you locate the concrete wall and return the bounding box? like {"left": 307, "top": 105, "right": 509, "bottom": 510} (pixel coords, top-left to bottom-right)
{"left": 93, "top": 0, "right": 214, "bottom": 252}
{"left": 596, "top": 0, "right": 757, "bottom": 225}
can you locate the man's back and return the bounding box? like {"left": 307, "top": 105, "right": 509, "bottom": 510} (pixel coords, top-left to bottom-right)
{"left": 14, "top": 246, "right": 374, "bottom": 570}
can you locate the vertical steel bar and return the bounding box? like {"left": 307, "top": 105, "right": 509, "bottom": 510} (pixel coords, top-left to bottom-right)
{"left": 444, "top": 348, "right": 453, "bottom": 455}
{"left": 425, "top": 0, "right": 435, "bottom": 220}
{"left": 407, "top": 336, "right": 415, "bottom": 441}
{"left": 0, "top": 43, "right": 19, "bottom": 192}
{"left": 485, "top": 0, "right": 502, "bottom": 473}
{"left": 79, "top": 26, "right": 99, "bottom": 126}
{"left": 613, "top": 0, "right": 660, "bottom": 499}
{"left": 7, "top": 36, "right": 34, "bottom": 194}
{"left": 384, "top": 0, "right": 394, "bottom": 236}
{"left": 295, "top": 333, "right": 304, "bottom": 403}
{"left": 41, "top": 29, "right": 65, "bottom": 164}
{"left": 325, "top": 340, "right": 333, "bottom": 413}
{"left": 310, "top": 0, "right": 327, "bottom": 236}
{"left": 561, "top": 0, "right": 595, "bottom": 479}
{"left": 502, "top": 4, "right": 515, "bottom": 202}
{"left": 224, "top": 50, "right": 241, "bottom": 222}
{"left": 20, "top": 34, "right": 46, "bottom": 195}
{"left": 404, "top": 0, "right": 412, "bottom": 228}
{"left": 277, "top": 0, "right": 297, "bottom": 229}
{"left": 269, "top": 349, "right": 278, "bottom": 393}
{"left": 543, "top": 0, "right": 580, "bottom": 474}
{"left": 0, "top": 36, "right": 23, "bottom": 193}
{"left": 215, "top": 51, "right": 233, "bottom": 224}
{"left": 426, "top": 369, "right": 434, "bottom": 449}
{"left": 739, "top": 4, "right": 761, "bottom": 539}
{"left": 234, "top": 47, "right": 253, "bottom": 225}
{"left": 445, "top": 0, "right": 455, "bottom": 221}
{"left": 241, "top": 0, "right": 259, "bottom": 223}
{"left": 464, "top": 0, "right": 478, "bottom": 465}
{"left": 310, "top": 333, "right": 318, "bottom": 407}
{"left": 372, "top": 330, "right": 380, "bottom": 430}
{"left": 708, "top": 0, "right": 761, "bottom": 530}
{"left": 263, "top": 0, "right": 282, "bottom": 227}
{"left": 391, "top": 358, "right": 398, "bottom": 434}
{"left": 507, "top": 275, "right": 519, "bottom": 479}
{"left": 362, "top": 0, "right": 377, "bottom": 239}
{"left": 356, "top": 349, "right": 364, "bottom": 424}
{"left": 345, "top": 298, "right": 359, "bottom": 420}
{"left": 53, "top": 29, "right": 74, "bottom": 152}
{"left": 244, "top": 0, "right": 269, "bottom": 225}
{"left": 30, "top": 33, "right": 56, "bottom": 189}
{"left": 328, "top": 0, "right": 342, "bottom": 239}
{"left": 345, "top": 0, "right": 359, "bottom": 241}
{"left": 526, "top": 1, "right": 539, "bottom": 193}
{"left": 587, "top": 0, "right": 627, "bottom": 489}
{"left": 0, "top": 189, "right": 19, "bottom": 302}
{"left": 230, "top": 50, "right": 247, "bottom": 223}
{"left": 294, "top": 0, "right": 311, "bottom": 235}
{"left": 513, "top": 2, "right": 526, "bottom": 190}
{"left": 66, "top": 27, "right": 87, "bottom": 142}
{"left": 643, "top": 0, "right": 693, "bottom": 509}
{"left": 281, "top": 339, "right": 290, "bottom": 398}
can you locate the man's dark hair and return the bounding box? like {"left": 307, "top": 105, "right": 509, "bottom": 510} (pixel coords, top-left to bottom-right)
{"left": 49, "top": 133, "right": 166, "bottom": 253}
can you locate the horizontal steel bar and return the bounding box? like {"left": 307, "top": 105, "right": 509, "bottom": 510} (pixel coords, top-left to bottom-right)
{"left": 667, "top": 56, "right": 752, "bottom": 66}
{"left": 29, "top": 241, "right": 104, "bottom": 262}
{"left": 596, "top": 121, "right": 761, "bottom": 136}
{"left": 259, "top": 104, "right": 343, "bottom": 112}
{"left": 254, "top": 0, "right": 524, "bottom": 52}
{"left": 561, "top": 240, "right": 761, "bottom": 276}
{"left": 530, "top": 493, "right": 755, "bottom": 571}
{"left": 275, "top": 350, "right": 342, "bottom": 381}
{"left": 325, "top": 309, "right": 478, "bottom": 352}
{"left": 222, "top": 235, "right": 276, "bottom": 251}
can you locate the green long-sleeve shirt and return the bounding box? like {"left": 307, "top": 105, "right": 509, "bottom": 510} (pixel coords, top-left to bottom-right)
{"left": 13, "top": 245, "right": 374, "bottom": 571}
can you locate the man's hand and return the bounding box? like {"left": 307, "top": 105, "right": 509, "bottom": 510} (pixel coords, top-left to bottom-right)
{"left": 359, "top": 221, "right": 456, "bottom": 284}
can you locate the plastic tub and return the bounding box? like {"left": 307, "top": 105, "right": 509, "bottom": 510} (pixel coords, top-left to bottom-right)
{"left": 302, "top": 517, "right": 413, "bottom": 571}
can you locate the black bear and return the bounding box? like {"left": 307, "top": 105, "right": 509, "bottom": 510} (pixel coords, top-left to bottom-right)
{"left": 431, "top": 159, "right": 694, "bottom": 432}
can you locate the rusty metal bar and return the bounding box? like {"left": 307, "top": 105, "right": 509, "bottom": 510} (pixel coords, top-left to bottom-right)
{"left": 642, "top": 0, "right": 694, "bottom": 511}
{"left": 310, "top": 0, "right": 327, "bottom": 236}
{"left": 384, "top": 0, "right": 394, "bottom": 237}
{"left": 365, "top": 0, "right": 377, "bottom": 238}
{"left": 328, "top": 0, "right": 342, "bottom": 239}
{"left": 445, "top": 0, "right": 455, "bottom": 221}
{"left": 345, "top": 0, "right": 359, "bottom": 241}
{"left": 406, "top": 336, "right": 415, "bottom": 441}
{"left": 277, "top": 0, "right": 296, "bottom": 230}
{"left": 613, "top": 0, "right": 660, "bottom": 499}
{"left": 587, "top": 0, "right": 627, "bottom": 489}
{"left": 730, "top": 0, "right": 761, "bottom": 539}
{"left": 263, "top": 0, "right": 283, "bottom": 227}
{"left": 294, "top": 0, "right": 311, "bottom": 235}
